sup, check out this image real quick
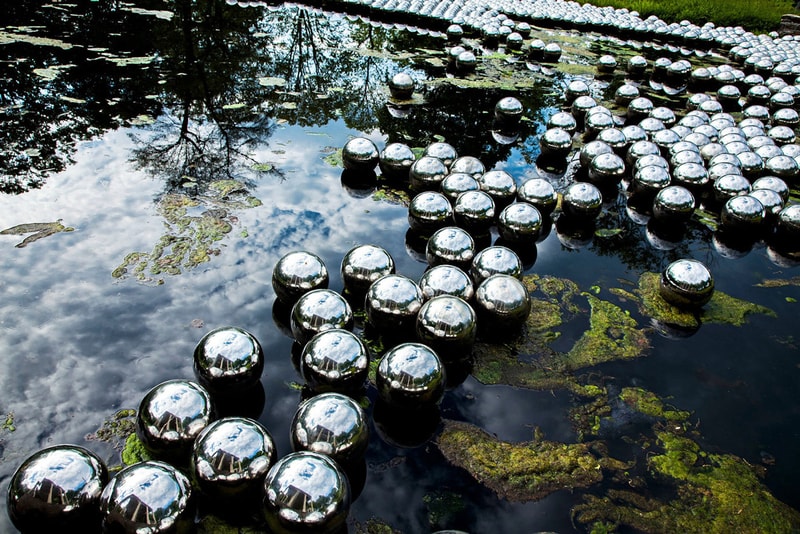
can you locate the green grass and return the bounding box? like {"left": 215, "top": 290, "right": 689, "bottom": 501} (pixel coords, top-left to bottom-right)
{"left": 588, "top": 0, "right": 797, "bottom": 33}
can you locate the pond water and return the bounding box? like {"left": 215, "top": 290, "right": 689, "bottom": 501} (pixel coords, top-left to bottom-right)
{"left": 1, "top": 0, "right": 800, "bottom": 532}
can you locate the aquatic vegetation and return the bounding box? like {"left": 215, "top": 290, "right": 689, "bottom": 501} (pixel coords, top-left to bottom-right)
{"left": 2, "top": 412, "right": 15, "bottom": 432}
{"left": 436, "top": 419, "right": 602, "bottom": 501}
{"left": 196, "top": 515, "right": 266, "bottom": 533}
{"left": 756, "top": 276, "right": 800, "bottom": 288}
{"left": 352, "top": 518, "right": 403, "bottom": 534}
{"left": 86, "top": 409, "right": 150, "bottom": 468}
{"left": 0, "top": 220, "right": 75, "bottom": 248}
{"left": 618, "top": 387, "right": 690, "bottom": 423}
{"left": 424, "top": 490, "right": 466, "bottom": 529}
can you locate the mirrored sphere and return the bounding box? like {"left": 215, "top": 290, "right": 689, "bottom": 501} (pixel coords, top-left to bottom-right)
{"left": 291, "top": 289, "right": 354, "bottom": 346}
{"left": 272, "top": 251, "right": 329, "bottom": 305}
{"left": 419, "top": 265, "right": 474, "bottom": 301}
{"left": 632, "top": 165, "right": 671, "bottom": 195}
{"left": 777, "top": 204, "right": 800, "bottom": 242}
{"left": 753, "top": 176, "right": 790, "bottom": 202}
{"left": 136, "top": 379, "right": 214, "bottom": 459}
{"left": 494, "top": 96, "right": 523, "bottom": 125}
{"left": 449, "top": 156, "right": 485, "bottom": 178}
{"left": 588, "top": 152, "right": 626, "bottom": 186}
{"left": 191, "top": 417, "right": 277, "bottom": 499}
{"left": 100, "top": 461, "right": 194, "bottom": 534}
{"left": 376, "top": 342, "right": 446, "bottom": 408}
{"left": 477, "top": 170, "right": 517, "bottom": 209}
{"left": 193, "top": 326, "right": 264, "bottom": 393}
{"left": 749, "top": 187, "right": 785, "bottom": 219}
{"left": 301, "top": 329, "right": 369, "bottom": 392}
{"left": 497, "top": 202, "right": 543, "bottom": 243}
{"left": 562, "top": 182, "right": 603, "bottom": 220}
{"left": 659, "top": 258, "right": 714, "bottom": 308}
{"left": 579, "top": 140, "right": 614, "bottom": 168}
{"left": 474, "top": 274, "right": 531, "bottom": 335}
{"left": 423, "top": 142, "right": 458, "bottom": 168}
{"left": 263, "top": 452, "right": 350, "bottom": 534}
{"left": 290, "top": 393, "right": 369, "bottom": 463}
{"left": 365, "top": 273, "right": 424, "bottom": 335}
{"left": 379, "top": 143, "right": 416, "bottom": 181}
{"left": 547, "top": 111, "right": 577, "bottom": 133}
{"left": 416, "top": 295, "right": 477, "bottom": 361}
{"left": 471, "top": 245, "right": 523, "bottom": 286}
{"left": 408, "top": 191, "right": 453, "bottom": 234}
{"left": 342, "top": 137, "right": 379, "bottom": 172}
{"left": 517, "top": 178, "right": 557, "bottom": 216}
{"left": 652, "top": 185, "right": 696, "bottom": 223}
{"left": 540, "top": 128, "right": 573, "bottom": 158}
{"left": 388, "top": 72, "right": 414, "bottom": 100}
{"left": 441, "top": 172, "right": 480, "bottom": 203}
{"left": 426, "top": 226, "right": 476, "bottom": 270}
{"left": 721, "top": 195, "right": 766, "bottom": 231}
{"left": 713, "top": 174, "right": 751, "bottom": 203}
{"left": 341, "top": 244, "right": 395, "bottom": 295}
{"left": 765, "top": 154, "right": 800, "bottom": 180}
{"left": 8, "top": 445, "right": 108, "bottom": 533}
{"left": 409, "top": 155, "right": 448, "bottom": 192}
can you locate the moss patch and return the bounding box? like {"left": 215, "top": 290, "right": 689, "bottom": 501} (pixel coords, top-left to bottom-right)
{"left": 619, "top": 387, "right": 690, "bottom": 422}
{"left": 0, "top": 220, "right": 75, "bottom": 248}
{"left": 436, "top": 419, "right": 602, "bottom": 502}
{"left": 86, "top": 409, "right": 150, "bottom": 468}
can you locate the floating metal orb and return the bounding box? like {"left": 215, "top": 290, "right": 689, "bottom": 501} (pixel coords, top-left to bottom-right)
{"left": 8, "top": 445, "right": 108, "bottom": 533}
{"left": 440, "top": 172, "right": 480, "bottom": 203}
{"left": 597, "top": 54, "right": 617, "bottom": 74}
{"left": 672, "top": 162, "right": 710, "bottom": 191}
{"left": 632, "top": 165, "right": 672, "bottom": 195}
{"left": 528, "top": 39, "right": 546, "bottom": 61}
{"left": 699, "top": 98, "right": 724, "bottom": 115}
{"left": 717, "top": 84, "right": 742, "bottom": 111}
{"left": 474, "top": 274, "right": 531, "bottom": 336}
{"left": 768, "top": 125, "right": 797, "bottom": 145}
{"left": 291, "top": 289, "right": 354, "bottom": 346}
{"left": 652, "top": 185, "right": 696, "bottom": 223}
{"left": 713, "top": 174, "right": 751, "bottom": 203}
{"left": 749, "top": 187, "right": 785, "bottom": 219}
{"left": 700, "top": 142, "right": 728, "bottom": 163}
{"left": 426, "top": 226, "right": 476, "bottom": 270}
{"left": 621, "top": 124, "right": 648, "bottom": 145}
{"left": 272, "top": 251, "right": 329, "bottom": 306}
{"left": 193, "top": 326, "right": 264, "bottom": 394}
{"left": 365, "top": 273, "right": 424, "bottom": 336}
{"left": 743, "top": 104, "right": 771, "bottom": 122}
{"left": 686, "top": 129, "right": 715, "bottom": 147}
{"left": 690, "top": 67, "right": 712, "bottom": 90}
{"left": 494, "top": 97, "right": 523, "bottom": 126}
{"left": 290, "top": 393, "right": 369, "bottom": 464}
{"left": 137, "top": 379, "right": 214, "bottom": 460}
{"left": 539, "top": 127, "right": 573, "bottom": 158}
{"left": 455, "top": 50, "right": 477, "bottom": 72}
{"left": 416, "top": 295, "right": 477, "bottom": 361}
{"left": 650, "top": 127, "right": 679, "bottom": 155}
{"left": 772, "top": 107, "right": 800, "bottom": 128}
{"left": 409, "top": 155, "right": 448, "bottom": 192}
{"left": 342, "top": 137, "right": 379, "bottom": 173}
{"left": 379, "top": 142, "right": 416, "bottom": 181}
{"left": 470, "top": 245, "right": 523, "bottom": 286}
{"left": 659, "top": 259, "right": 714, "bottom": 308}
{"left": 419, "top": 264, "right": 474, "bottom": 302}
{"left": 770, "top": 91, "right": 794, "bottom": 111}
{"left": 570, "top": 95, "right": 597, "bottom": 121}
{"left": 262, "top": 452, "right": 350, "bottom": 534}
{"left": 562, "top": 182, "right": 603, "bottom": 220}
{"left": 650, "top": 106, "right": 677, "bottom": 128}
{"left": 301, "top": 329, "right": 368, "bottom": 392}
{"left": 376, "top": 342, "right": 446, "bottom": 408}
{"left": 615, "top": 84, "right": 640, "bottom": 107}
{"left": 626, "top": 140, "right": 661, "bottom": 167}
{"left": 579, "top": 140, "right": 613, "bottom": 168}
{"left": 670, "top": 149, "right": 704, "bottom": 168}
{"left": 341, "top": 244, "right": 395, "bottom": 296}
{"left": 686, "top": 94, "right": 712, "bottom": 113}
{"left": 634, "top": 154, "right": 670, "bottom": 173}
{"left": 597, "top": 128, "right": 627, "bottom": 155}
{"left": 547, "top": 111, "right": 578, "bottom": 134}
{"left": 747, "top": 84, "right": 772, "bottom": 105}
{"left": 446, "top": 24, "right": 463, "bottom": 41}
{"left": 709, "top": 152, "right": 742, "bottom": 169}
{"left": 423, "top": 142, "right": 458, "bottom": 168}
{"left": 449, "top": 156, "right": 485, "bottom": 178}
{"left": 477, "top": 169, "right": 517, "bottom": 209}
{"left": 652, "top": 57, "right": 672, "bottom": 81}
{"left": 543, "top": 42, "right": 562, "bottom": 62}
{"left": 505, "top": 32, "right": 524, "bottom": 50}
{"left": 515, "top": 22, "right": 532, "bottom": 38}
{"left": 408, "top": 191, "right": 453, "bottom": 234}
{"left": 453, "top": 190, "right": 496, "bottom": 234}
{"left": 588, "top": 152, "right": 626, "bottom": 186}
{"left": 517, "top": 178, "right": 557, "bottom": 216}
{"left": 756, "top": 143, "right": 785, "bottom": 161}
{"left": 752, "top": 175, "right": 790, "bottom": 202}
{"left": 721, "top": 194, "right": 766, "bottom": 232}
{"left": 100, "top": 461, "right": 194, "bottom": 534}
{"left": 585, "top": 112, "right": 615, "bottom": 137}
{"left": 627, "top": 97, "right": 654, "bottom": 122}
{"left": 738, "top": 151, "right": 765, "bottom": 179}
{"left": 191, "top": 417, "right": 277, "bottom": 500}
{"left": 765, "top": 154, "right": 800, "bottom": 181}
{"left": 627, "top": 55, "right": 648, "bottom": 78}
{"left": 388, "top": 72, "right": 415, "bottom": 100}
{"left": 564, "top": 79, "right": 590, "bottom": 104}
{"left": 776, "top": 204, "right": 800, "bottom": 244}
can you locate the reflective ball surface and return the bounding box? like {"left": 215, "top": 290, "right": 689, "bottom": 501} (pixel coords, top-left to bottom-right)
{"left": 365, "top": 273, "right": 424, "bottom": 335}
{"left": 659, "top": 259, "right": 715, "bottom": 308}
{"left": 713, "top": 174, "right": 751, "bottom": 203}
{"left": 753, "top": 176, "right": 790, "bottom": 202}
{"left": 376, "top": 342, "right": 446, "bottom": 408}
{"left": 540, "top": 128, "right": 573, "bottom": 158}
{"left": 8, "top": 445, "right": 108, "bottom": 533}
{"left": 379, "top": 143, "right": 416, "bottom": 181}
{"left": 301, "top": 329, "right": 369, "bottom": 392}
{"left": 272, "top": 251, "right": 329, "bottom": 305}
{"left": 419, "top": 264, "right": 474, "bottom": 302}
{"left": 408, "top": 191, "right": 453, "bottom": 234}
{"left": 494, "top": 96, "right": 523, "bottom": 125}
{"left": 470, "top": 245, "right": 523, "bottom": 286}
{"left": 290, "top": 393, "right": 369, "bottom": 463}
{"left": 426, "top": 226, "right": 476, "bottom": 270}
{"left": 441, "top": 172, "right": 480, "bottom": 203}
{"left": 409, "top": 155, "right": 448, "bottom": 192}
{"left": 423, "top": 142, "right": 458, "bottom": 168}
{"left": 517, "top": 178, "right": 557, "bottom": 216}
{"left": 497, "top": 202, "right": 543, "bottom": 243}
{"left": 191, "top": 417, "right": 277, "bottom": 499}
{"left": 291, "top": 289, "right": 354, "bottom": 346}
{"left": 632, "top": 165, "right": 671, "bottom": 195}
{"left": 721, "top": 195, "right": 766, "bottom": 232}
{"left": 579, "top": 140, "right": 614, "bottom": 168}
{"left": 653, "top": 185, "right": 696, "bottom": 223}
{"left": 474, "top": 274, "right": 531, "bottom": 335}
{"left": 588, "top": 152, "right": 626, "bottom": 186}
{"left": 341, "top": 244, "right": 395, "bottom": 295}
{"left": 263, "top": 452, "right": 350, "bottom": 534}
{"left": 100, "top": 461, "right": 194, "bottom": 534}
{"left": 749, "top": 187, "right": 785, "bottom": 219}
{"left": 562, "top": 182, "right": 603, "bottom": 220}
{"left": 388, "top": 72, "right": 415, "bottom": 100}
{"left": 342, "top": 137, "right": 379, "bottom": 172}
{"left": 449, "top": 156, "right": 485, "bottom": 178}
{"left": 477, "top": 169, "right": 517, "bottom": 209}
{"left": 193, "top": 326, "right": 264, "bottom": 393}
{"left": 136, "top": 379, "right": 214, "bottom": 459}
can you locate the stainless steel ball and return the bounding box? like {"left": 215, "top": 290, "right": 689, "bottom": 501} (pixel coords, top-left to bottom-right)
{"left": 365, "top": 273, "right": 424, "bottom": 335}
{"left": 455, "top": 50, "right": 477, "bottom": 72}
{"left": 752, "top": 175, "right": 790, "bottom": 202}
{"left": 409, "top": 155, "right": 448, "bottom": 192}
{"left": 547, "top": 111, "right": 577, "bottom": 134}
{"left": 768, "top": 125, "right": 797, "bottom": 145}
{"left": 388, "top": 72, "right": 415, "bottom": 100}
{"left": 449, "top": 156, "right": 485, "bottom": 178}
{"left": 416, "top": 295, "right": 477, "bottom": 361}
{"left": 672, "top": 162, "right": 710, "bottom": 191}
{"left": 191, "top": 417, "right": 277, "bottom": 499}
{"left": 423, "top": 142, "right": 458, "bottom": 168}
{"left": 419, "top": 264, "right": 474, "bottom": 302}
{"left": 587, "top": 152, "right": 626, "bottom": 186}
{"left": 777, "top": 204, "right": 800, "bottom": 242}
{"left": 100, "top": 461, "right": 194, "bottom": 534}
{"left": 291, "top": 289, "right": 354, "bottom": 346}
{"left": 564, "top": 79, "right": 590, "bottom": 103}
{"left": 272, "top": 251, "right": 329, "bottom": 305}
{"left": 494, "top": 96, "right": 523, "bottom": 125}
{"left": 721, "top": 195, "right": 766, "bottom": 232}
{"left": 497, "top": 202, "right": 543, "bottom": 243}
{"left": 652, "top": 185, "right": 696, "bottom": 223}
{"left": 562, "top": 182, "right": 603, "bottom": 220}
{"left": 626, "top": 140, "right": 661, "bottom": 167}
{"left": 659, "top": 259, "right": 714, "bottom": 308}
{"left": 713, "top": 174, "right": 751, "bottom": 203}
{"left": 426, "top": 226, "right": 476, "bottom": 270}
{"left": 376, "top": 342, "right": 446, "bottom": 408}
{"left": 737, "top": 151, "right": 765, "bottom": 179}
{"left": 441, "top": 173, "right": 480, "bottom": 205}
{"left": 632, "top": 165, "right": 672, "bottom": 196}
{"left": 477, "top": 169, "right": 517, "bottom": 209}
{"left": 379, "top": 143, "right": 416, "bottom": 181}
{"left": 136, "top": 379, "right": 214, "bottom": 459}
{"left": 627, "top": 97, "right": 654, "bottom": 122}
{"left": 596, "top": 128, "right": 627, "bottom": 155}
{"left": 749, "top": 187, "right": 785, "bottom": 219}
{"left": 597, "top": 54, "right": 617, "bottom": 74}
{"left": 301, "top": 329, "right": 369, "bottom": 392}
{"left": 193, "top": 326, "right": 264, "bottom": 393}
{"left": 474, "top": 274, "right": 531, "bottom": 335}
{"left": 262, "top": 451, "right": 350, "bottom": 534}
{"left": 615, "top": 84, "right": 640, "bottom": 106}
{"left": 342, "top": 137, "right": 379, "bottom": 173}
{"left": 517, "top": 178, "right": 558, "bottom": 216}
{"left": 290, "top": 393, "right": 369, "bottom": 463}
{"left": 453, "top": 191, "right": 496, "bottom": 234}
{"left": 470, "top": 245, "right": 523, "bottom": 286}
{"left": 765, "top": 154, "right": 800, "bottom": 180}
{"left": 7, "top": 445, "right": 108, "bottom": 533}
{"left": 341, "top": 244, "right": 395, "bottom": 295}
{"left": 579, "top": 140, "right": 614, "bottom": 168}
{"left": 408, "top": 191, "right": 453, "bottom": 234}
{"left": 543, "top": 42, "right": 562, "bottom": 62}
{"left": 540, "top": 127, "right": 573, "bottom": 158}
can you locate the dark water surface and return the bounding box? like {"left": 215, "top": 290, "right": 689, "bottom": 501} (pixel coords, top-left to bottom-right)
{"left": 1, "top": 1, "right": 799, "bottom": 532}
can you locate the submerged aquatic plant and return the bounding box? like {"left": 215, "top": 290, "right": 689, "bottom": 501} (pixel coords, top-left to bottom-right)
{"left": 0, "top": 220, "right": 74, "bottom": 248}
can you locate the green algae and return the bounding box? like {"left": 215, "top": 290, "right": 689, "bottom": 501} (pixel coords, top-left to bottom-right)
{"left": 2, "top": 412, "right": 15, "bottom": 432}
{"left": 436, "top": 419, "right": 602, "bottom": 502}
{"left": 323, "top": 149, "right": 343, "bottom": 168}
{"left": 757, "top": 275, "right": 800, "bottom": 288}
{"left": 121, "top": 433, "right": 151, "bottom": 466}
{"left": 618, "top": 387, "right": 690, "bottom": 423}
{"left": 1, "top": 220, "right": 75, "bottom": 248}
{"left": 352, "top": 518, "right": 403, "bottom": 534}
{"left": 372, "top": 186, "right": 410, "bottom": 206}
{"left": 424, "top": 490, "right": 466, "bottom": 529}
{"left": 86, "top": 409, "right": 149, "bottom": 467}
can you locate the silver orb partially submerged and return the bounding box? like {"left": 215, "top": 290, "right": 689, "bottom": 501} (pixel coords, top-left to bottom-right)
{"left": 415, "top": 294, "right": 477, "bottom": 361}
{"left": 497, "top": 202, "right": 543, "bottom": 243}
{"left": 659, "top": 259, "right": 715, "bottom": 308}
{"left": 193, "top": 326, "right": 264, "bottom": 393}
{"left": 408, "top": 191, "right": 454, "bottom": 234}
{"left": 291, "top": 289, "right": 354, "bottom": 346}
{"left": 341, "top": 244, "right": 395, "bottom": 295}
{"left": 376, "top": 342, "right": 446, "bottom": 409}
{"left": 365, "top": 273, "right": 425, "bottom": 336}
{"left": 474, "top": 274, "right": 531, "bottom": 336}
{"left": 517, "top": 178, "right": 557, "bottom": 217}
{"left": 342, "top": 137, "right": 379, "bottom": 173}
{"left": 471, "top": 245, "right": 523, "bottom": 286}
{"left": 561, "top": 182, "right": 603, "bottom": 220}
{"left": 272, "top": 251, "right": 329, "bottom": 305}
{"left": 419, "top": 264, "right": 475, "bottom": 302}
{"left": 379, "top": 143, "right": 416, "bottom": 181}
{"left": 301, "top": 328, "right": 369, "bottom": 392}
{"left": 426, "top": 226, "right": 476, "bottom": 270}
{"left": 388, "top": 72, "right": 415, "bottom": 100}
{"left": 290, "top": 392, "right": 369, "bottom": 464}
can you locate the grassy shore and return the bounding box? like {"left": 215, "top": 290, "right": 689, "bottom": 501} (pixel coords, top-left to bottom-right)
{"left": 588, "top": 0, "right": 798, "bottom": 33}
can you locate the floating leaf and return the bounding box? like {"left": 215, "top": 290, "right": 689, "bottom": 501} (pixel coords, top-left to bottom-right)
{"left": 258, "top": 76, "right": 287, "bottom": 88}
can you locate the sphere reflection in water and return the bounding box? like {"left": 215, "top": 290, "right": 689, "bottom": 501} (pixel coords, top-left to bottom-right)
{"left": 426, "top": 226, "right": 476, "bottom": 270}
{"left": 379, "top": 143, "right": 416, "bottom": 181}
{"left": 497, "top": 202, "right": 543, "bottom": 243}
{"left": 100, "top": 461, "right": 194, "bottom": 533}
{"left": 193, "top": 326, "right": 264, "bottom": 393}
{"left": 388, "top": 72, "right": 414, "bottom": 100}
{"left": 136, "top": 379, "right": 215, "bottom": 460}
{"left": 376, "top": 342, "right": 446, "bottom": 409}
{"left": 290, "top": 289, "right": 354, "bottom": 346}
{"left": 419, "top": 264, "right": 474, "bottom": 302}
{"left": 475, "top": 274, "right": 531, "bottom": 336}
{"left": 191, "top": 417, "right": 277, "bottom": 500}
{"left": 7, "top": 445, "right": 108, "bottom": 533}
{"left": 262, "top": 451, "right": 350, "bottom": 534}
{"left": 562, "top": 182, "right": 603, "bottom": 220}
{"left": 341, "top": 137, "right": 379, "bottom": 173}
{"left": 341, "top": 244, "right": 395, "bottom": 296}
{"left": 470, "top": 245, "right": 523, "bottom": 286}
{"left": 659, "top": 259, "right": 715, "bottom": 308}
{"left": 272, "top": 251, "right": 329, "bottom": 305}
{"left": 364, "top": 273, "right": 424, "bottom": 337}
{"left": 290, "top": 393, "right": 369, "bottom": 464}
{"left": 301, "top": 329, "right": 369, "bottom": 392}
{"left": 416, "top": 295, "right": 477, "bottom": 361}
